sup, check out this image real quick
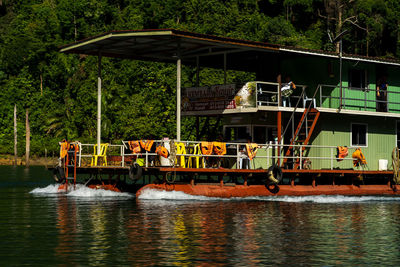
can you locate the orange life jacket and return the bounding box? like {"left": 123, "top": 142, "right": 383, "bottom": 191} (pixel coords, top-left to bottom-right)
{"left": 140, "top": 140, "right": 154, "bottom": 152}
{"left": 246, "top": 143, "right": 258, "bottom": 161}
{"left": 352, "top": 148, "right": 367, "bottom": 167}
{"left": 60, "top": 141, "right": 69, "bottom": 159}
{"left": 336, "top": 146, "right": 348, "bottom": 161}
{"left": 156, "top": 146, "right": 169, "bottom": 158}
{"left": 213, "top": 142, "right": 226, "bottom": 155}
{"left": 69, "top": 143, "right": 79, "bottom": 152}
{"left": 128, "top": 141, "right": 141, "bottom": 154}
{"left": 201, "top": 142, "right": 213, "bottom": 155}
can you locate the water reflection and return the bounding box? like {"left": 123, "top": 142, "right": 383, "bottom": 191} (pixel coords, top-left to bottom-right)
{"left": 55, "top": 196, "right": 78, "bottom": 266}
{"left": 133, "top": 200, "right": 400, "bottom": 266}
{"left": 10, "top": 166, "right": 400, "bottom": 267}
{"left": 88, "top": 204, "right": 110, "bottom": 265}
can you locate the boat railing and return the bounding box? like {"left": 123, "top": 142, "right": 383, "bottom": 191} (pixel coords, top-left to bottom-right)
{"left": 256, "top": 81, "right": 308, "bottom": 108}
{"left": 318, "top": 84, "right": 400, "bottom": 113}
{"left": 60, "top": 140, "right": 366, "bottom": 170}
{"left": 65, "top": 142, "right": 125, "bottom": 167}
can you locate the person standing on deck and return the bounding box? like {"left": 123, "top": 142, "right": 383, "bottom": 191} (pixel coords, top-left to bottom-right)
{"left": 376, "top": 77, "right": 388, "bottom": 112}
{"left": 281, "top": 77, "right": 296, "bottom": 107}
{"left": 239, "top": 136, "right": 252, "bottom": 169}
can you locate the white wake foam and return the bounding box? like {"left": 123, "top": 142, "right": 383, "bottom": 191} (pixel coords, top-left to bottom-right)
{"left": 67, "top": 185, "right": 132, "bottom": 198}
{"left": 30, "top": 184, "right": 133, "bottom": 198}
{"left": 30, "top": 184, "right": 60, "bottom": 194}
{"left": 137, "top": 188, "right": 400, "bottom": 203}
{"left": 137, "top": 188, "right": 220, "bottom": 200}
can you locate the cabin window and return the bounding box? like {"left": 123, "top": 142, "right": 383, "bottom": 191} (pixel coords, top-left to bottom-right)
{"left": 253, "top": 126, "right": 275, "bottom": 143}
{"left": 224, "top": 125, "right": 275, "bottom": 143}
{"left": 351, "top": 123, "right": 367, "bottom": 147}
{"left": 349, "top": 69, "right": 367, "bottom": 89}
{"left": 224, "top": 126, "right": 250, "bottom": 142}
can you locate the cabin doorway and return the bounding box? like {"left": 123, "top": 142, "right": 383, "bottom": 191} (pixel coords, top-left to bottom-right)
{"left": 376, "top": 66, "right": 388, "bottom": 112}
{"left": 223, "top": 125, "right": 275, "bottom": 143}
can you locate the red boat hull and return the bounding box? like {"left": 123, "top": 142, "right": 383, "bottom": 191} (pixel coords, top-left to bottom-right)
{"left": 137, "top": 183, "right": 400, "bottom": 198}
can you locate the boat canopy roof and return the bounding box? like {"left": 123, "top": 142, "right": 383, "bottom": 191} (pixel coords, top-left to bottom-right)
{"left": 60, "top": 29, "right": 400, "bottom": 69}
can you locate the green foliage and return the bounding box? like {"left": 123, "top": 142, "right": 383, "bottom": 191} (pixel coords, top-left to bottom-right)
{"left": 0, "top": 0, "right": 399, "bottom": 157}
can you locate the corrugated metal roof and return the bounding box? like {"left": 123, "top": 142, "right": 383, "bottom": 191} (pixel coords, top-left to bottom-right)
{"left": 280, "top": 46, "right": 400, "bottom": 66}
{"left": 60, "top": 29, "right": 400, "bottom": 67}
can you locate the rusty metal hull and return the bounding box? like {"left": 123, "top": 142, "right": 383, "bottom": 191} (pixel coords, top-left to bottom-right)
{"left": 63, "top": 166, "right": 398, "bottom": 197}
{"left": 137, "top": 183, "right": 400, "bottom": 198}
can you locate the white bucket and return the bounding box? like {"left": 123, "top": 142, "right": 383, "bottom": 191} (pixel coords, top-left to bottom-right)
{"left": 160, "top": 138, "right": 173, "bottom": 166}
{"left": 379, "top": 159, "right": 388, "bottom": 171}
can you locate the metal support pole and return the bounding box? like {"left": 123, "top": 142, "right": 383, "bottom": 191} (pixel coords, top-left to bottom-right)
{"left": 291, "top": 115, "right": 294, "bottom": 142}
{"left": 277, "top": 74, "right": 282, "bottom": 165}
{"left": 319, "top": 85, "right": 322, "bottom": 108}
{"left": 196, "top": 56, "right": 200, "bottom": 87}
{"left": 299, "top": 146, "right": 302, "bottom": 169}
{"left": 223, "top": 53, "right": 227, "bottom": 84}
{"left": 277, "top": 74, "right": 282, "bottom": 107}
{"left": 195, "top": 56, "right": 200, "bottom": 140}
{"left": 277, "top": 111, "right": 282, "bottom": 165}
{"left": 196, "top": 116, "right": 200, "bottom": 140}
{"left": 177, "top": 58, "right": 181, "bottom": 141}
{"left": 236, "top": 144, "right": 240, "bottom": 169}
{"left": 339, "top": 39, "right": 343, "bottom": 111}
{"left": 13, "top": 104, "right": 17, "bottom": 166}
{"left": 121, "top": 145, "right": 125, "bottom": 167}
{"left": 97, "top": 53, "right": 102, "bottom": 155}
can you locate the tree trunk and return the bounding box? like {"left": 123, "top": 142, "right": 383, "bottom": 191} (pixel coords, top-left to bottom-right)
{"left": 335, "top": 1, "right": 343, "bottom": 53}
{"left": 40, "top": 74, "right": 43, "bottom": 96}
{"left": 25, "top": 108, "right": 30, "bottom": 167}
{"left": 74, "top": 15, "right": 77, "bottom": 41}
{"left": 14, "top": 104, "right": 17, "bottom": 165}
{"left": 366, "top": 25, "right": 369, "bottom": 57}
{"left": 397, "top": 21, "right": 400, "bottom": 57}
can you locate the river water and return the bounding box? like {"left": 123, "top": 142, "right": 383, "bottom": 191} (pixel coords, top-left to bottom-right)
{"left": 2, "top": 165, "right": 400, "bottom": 266}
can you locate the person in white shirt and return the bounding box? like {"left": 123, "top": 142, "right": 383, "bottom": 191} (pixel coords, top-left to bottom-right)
{"left": 281, "top": 77, "right": 296, "bottom": 107}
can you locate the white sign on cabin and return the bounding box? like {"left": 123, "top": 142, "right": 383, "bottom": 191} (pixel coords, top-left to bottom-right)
{"left": 182, "top": 82, "right": 256, "bottom": 112}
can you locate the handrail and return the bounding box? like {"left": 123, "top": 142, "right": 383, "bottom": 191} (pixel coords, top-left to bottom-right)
{"left": 59, "top": 140, "right": 369, "bottom": 170}
{"left": 281, "top": 87, "right": 307, "bottom": 141}
{"left": 318, "top": 84, "right": 400, "bottom": 112}
{"left": 256, "top": 81, "right": 307, "bottom": 107}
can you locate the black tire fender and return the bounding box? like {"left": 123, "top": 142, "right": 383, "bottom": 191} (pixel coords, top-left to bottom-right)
{"left": 129, "top": 162, "right": 142, "bottom": 180}
{"left": 53, "top": 166, "right": 65, "bottom": 183}
{"left": 267, "top": 165, "right": 282, "bottom": 184}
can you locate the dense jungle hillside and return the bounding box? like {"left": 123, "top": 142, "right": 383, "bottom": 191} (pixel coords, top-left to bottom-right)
{"left": 0, "top": 0, "right": 400, "bottom": 157}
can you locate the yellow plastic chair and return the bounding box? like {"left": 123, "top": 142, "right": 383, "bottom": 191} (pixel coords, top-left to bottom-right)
{"left": 91, "top": 143, "right": 109, "bottom": 166}
{"left": 188, "top": 143, "right": 204, "bottom": 168}
{"left": 175, "top": 142, "right": 186, "bottom": 168}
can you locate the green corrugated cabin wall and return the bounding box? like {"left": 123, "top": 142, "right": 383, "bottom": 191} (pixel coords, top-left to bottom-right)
{"left": 387, "top": 67, "right": 400, "bottom": 112}
{"left": 279, "top": 56, "right": 400, "bottom": 113}
{"left": 307, "top": 113, "right": 397, "bottom": 170}
{"left": 280, "top": 56, "right": 340, "bottom": 102}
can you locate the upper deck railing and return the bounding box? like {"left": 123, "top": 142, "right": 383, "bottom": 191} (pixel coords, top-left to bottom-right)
{"left": 255, "top": 81, "right": 308, "bottom": 108}
{"left": 183, "top": 81, "right": 400, "bottom": 114}
{"left": 317, "top": 84, "right": 400, "bottom": 113}
{"left": 254, "top": 81, "right": 400, "bottom": 113}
